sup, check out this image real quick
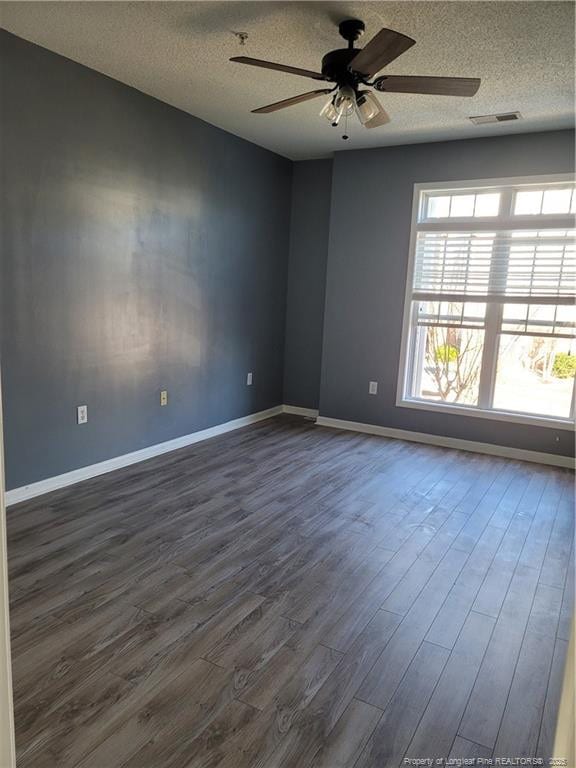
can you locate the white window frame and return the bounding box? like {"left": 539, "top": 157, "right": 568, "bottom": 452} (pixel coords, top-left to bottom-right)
{"left": 397, "top": 173, "right": 576, "bottom": 431}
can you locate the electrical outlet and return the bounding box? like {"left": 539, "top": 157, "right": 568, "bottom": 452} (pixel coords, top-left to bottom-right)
{"left": 369, "top": 381, "right": 378, "bottom": 395}
{"left": 77, "top": 405, "right": 88, "bottom": 424}
{"left": 160, "top": 390, "right": 168, "bottom": 406}
{"left": 246, "top": 372, "right": 253, "bottom": 386}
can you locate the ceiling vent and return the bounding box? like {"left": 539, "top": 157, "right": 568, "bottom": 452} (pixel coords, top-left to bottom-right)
{"left": 469, "top": 112, "right": 522, "bottom": 125}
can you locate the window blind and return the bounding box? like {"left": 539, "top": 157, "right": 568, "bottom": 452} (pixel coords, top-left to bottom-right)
{"left": 413, "top": 229, "right": 576, "bottom": 303}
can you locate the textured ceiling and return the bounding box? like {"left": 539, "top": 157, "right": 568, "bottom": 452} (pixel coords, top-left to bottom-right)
{"left": 1, "top": 1, "right": 574, "bottom": 160}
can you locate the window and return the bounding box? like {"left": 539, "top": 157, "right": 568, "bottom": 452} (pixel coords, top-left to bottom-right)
{"left": 398, "top": 175, "right": 576, "bottom": 427}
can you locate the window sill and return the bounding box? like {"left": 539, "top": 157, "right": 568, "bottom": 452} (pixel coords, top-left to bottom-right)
{"left": 397, "top": 397, "right": 575, "bottom": 431}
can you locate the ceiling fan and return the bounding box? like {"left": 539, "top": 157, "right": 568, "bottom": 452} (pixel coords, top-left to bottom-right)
{"left": 230, "top": 19, "right": 481, "bottom": 138}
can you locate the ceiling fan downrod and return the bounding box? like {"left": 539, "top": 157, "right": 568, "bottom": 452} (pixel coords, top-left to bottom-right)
{"left": 338, "top": 18, "right": 365, "bottom": 50}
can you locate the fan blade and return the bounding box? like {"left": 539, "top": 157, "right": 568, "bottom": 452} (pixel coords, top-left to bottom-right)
{"left": 374, "top": 75, "right": 481, "bottom": 96}
{"left": 252, "top": 89, "right": 333, "bottom": 114}
{"left": 349, "top": 28, "right": 416, "bottom": 77}
{"left": 230, "top": 56, "right": 325, "bottom": 81}
{"left": 364, "top": 95, "right": 390, "bottom": 128}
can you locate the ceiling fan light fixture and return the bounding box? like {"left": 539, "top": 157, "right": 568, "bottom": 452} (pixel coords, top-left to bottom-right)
{"left": 334, "top": 85, "right": 356, "bottom": 116}
{"left": 355, "top": 90, "right": 381, "bottom": 124}
{"left": 320, "top": 96, "right": 339, "bottom": 123}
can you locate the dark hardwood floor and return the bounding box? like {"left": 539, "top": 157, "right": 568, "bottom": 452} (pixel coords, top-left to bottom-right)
{"left": 7, "top": 414, "right": 574, "bottom": 767}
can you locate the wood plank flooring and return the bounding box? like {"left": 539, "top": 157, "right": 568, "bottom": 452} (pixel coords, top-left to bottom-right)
{"left": 7, "top": 414, "right": 574, "bottom": 767}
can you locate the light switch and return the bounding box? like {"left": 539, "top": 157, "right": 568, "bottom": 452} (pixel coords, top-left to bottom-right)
{"left": 369, "top": 381, "right": 378, "bottom": 395}
{"left": 247, "top": 372, "right": 253, "bottom": 386}
{"left": 160, "top": 390, "right": 168, "bottom": 406}
{"left": 77, "top": 405, "right": 88, "bottom": 424}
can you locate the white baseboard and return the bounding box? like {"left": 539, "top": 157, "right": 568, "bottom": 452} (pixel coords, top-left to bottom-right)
{"left": 315, "top": 416, "right": 575, "bottom": 469}
{"left": 6, "top": 405, "right": 283, "bottom": 506}
{"left": 11, "top": 406, "right": 567, "bottom": 506}
{"left": 282, "top": 405, "right": 319, "bottom": 418}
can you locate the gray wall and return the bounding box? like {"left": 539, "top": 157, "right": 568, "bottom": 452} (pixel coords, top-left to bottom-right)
{"left": 283, "top": 160, "right": 332, "bottom": 410}
{"left": 320, "top": 130, "right": 575, "bottom": 457}
{"left": 2, "top": 31, "right": 573, "bottom": 492}
{"left": 0, "top": 31, "right": 292, "bottom": 490}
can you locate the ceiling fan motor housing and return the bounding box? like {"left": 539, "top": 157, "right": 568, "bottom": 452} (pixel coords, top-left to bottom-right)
{"left": 322, "top": 18, "right": 368, "bottom": 86}
{"left": 321, "top": 49, "right": 364, "bottom": 86}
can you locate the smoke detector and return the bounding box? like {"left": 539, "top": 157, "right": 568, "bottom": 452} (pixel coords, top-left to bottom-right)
{"left": 469, "top": 112, "right": 522, "bottom": 125}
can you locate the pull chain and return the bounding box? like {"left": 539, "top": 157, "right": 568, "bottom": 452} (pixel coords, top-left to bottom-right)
{"left": 342, "top": 109, "right": 349, "bottom": 141}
